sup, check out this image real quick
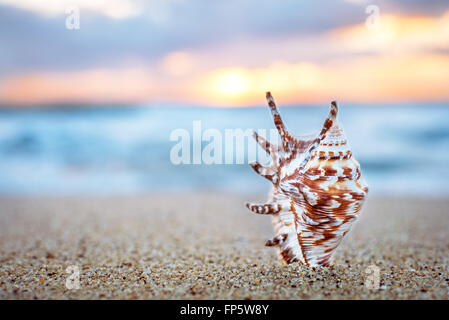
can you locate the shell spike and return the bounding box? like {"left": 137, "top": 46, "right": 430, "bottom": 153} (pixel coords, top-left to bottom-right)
{"left": 252, "top": 130, "right": 272, "bottom": 155}
{"left": 265, "top": 233, "right": 288, "bottom": 247}
{"left": 330, "top": 101, "right": 338, "bottom": 120}
{"left": 294, "top": 103, "right": 339, "bottom": 172}
{"left": 249, "top": 161, "right": 278, "bottom": 184}
{"left": 245, "top": 201, "right": 282, "bottom": 214}
{"left": 316, "top": 100, "right": 339, "bottom": 141}
{"left": 265, "top": 92, "right": 297, "bottom": 152}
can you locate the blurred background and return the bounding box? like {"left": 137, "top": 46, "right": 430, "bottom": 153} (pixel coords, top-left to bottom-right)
{"left": 1, "top": 0, "right": 448, "bottom": 196}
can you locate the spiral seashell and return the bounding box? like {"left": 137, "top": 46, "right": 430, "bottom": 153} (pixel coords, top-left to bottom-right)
{"left": 246, "top": 92, "right": 368, "bottom": 267}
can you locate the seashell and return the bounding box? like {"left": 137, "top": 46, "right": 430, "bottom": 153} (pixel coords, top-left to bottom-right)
{"left": 246, "top": 92, "right": 368, "bottom": 267}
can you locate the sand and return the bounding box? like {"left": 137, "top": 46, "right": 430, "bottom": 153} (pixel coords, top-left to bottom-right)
{"left": 0, "top": 192, "right": 448, "bottom": 299}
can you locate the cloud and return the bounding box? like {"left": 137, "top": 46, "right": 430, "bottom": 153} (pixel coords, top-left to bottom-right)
{"left": 345, "top": 0, "right": 449, "bottom": 15}
{"left": 2, "top": 52, "right": 449, "bottom": 106}
{"left": 331, "top": 10, "right": 449, "bottom": 55}
{"left": 381, "top": 0, "right": 449, "bottom": 15}
{"left": 0, "top": 0, "right": 143, "bottom": 19}
{"left": 0, "top": 0, "right": 366, "bottom": 76}
{"left": 160, "top": 52, "right": 194, "bottom": 77}
{"left": 158, "top": 9, "right": 449, "bottom": 74}
{"left": 0, "top": 67, "right": 157, "bottom": 104}
{"left": 190, "top": 53, "right": 449, "bottom": 106}
{"left": 2, "top": 0, "right": 448, "bottom": 78}
{"left": 1, "top": 2, "right": 449, "bottom": 106}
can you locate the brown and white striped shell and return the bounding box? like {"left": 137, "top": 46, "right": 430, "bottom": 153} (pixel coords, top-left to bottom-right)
{"left": 246, "top": 92, "right": 368, "bottom": 267}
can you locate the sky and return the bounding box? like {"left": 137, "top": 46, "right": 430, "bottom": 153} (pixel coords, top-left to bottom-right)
{"left": 0, "top": 0, "right": 448, "bottom": 107}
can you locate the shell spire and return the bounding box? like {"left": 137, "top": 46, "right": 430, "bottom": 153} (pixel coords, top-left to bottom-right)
{"left": 246, "top": 92, "right": 368, "bottom": 267}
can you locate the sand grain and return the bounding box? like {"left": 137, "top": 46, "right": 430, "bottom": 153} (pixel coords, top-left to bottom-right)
{"left": 0, "top": 193, "right": 448, "bottom": 299}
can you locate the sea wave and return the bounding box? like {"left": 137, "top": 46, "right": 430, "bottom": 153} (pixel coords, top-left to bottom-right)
{"left": 0, "top": 104, "right": 448, "bottom": 196}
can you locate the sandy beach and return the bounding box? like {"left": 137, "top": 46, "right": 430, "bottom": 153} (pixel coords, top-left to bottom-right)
{"left": 0, "top": 192, "right": 448, "bottom": 300}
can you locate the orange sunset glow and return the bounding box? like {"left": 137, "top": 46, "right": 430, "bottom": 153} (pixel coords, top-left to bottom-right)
{"left": 1, "top": 2, "right": 449, "bottom": 106}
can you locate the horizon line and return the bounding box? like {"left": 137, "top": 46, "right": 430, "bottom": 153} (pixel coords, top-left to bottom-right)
{"left": 1, "top": 100, "right": 449, "bottom": 110}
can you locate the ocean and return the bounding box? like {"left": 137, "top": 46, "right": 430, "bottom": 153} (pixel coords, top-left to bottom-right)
{"left": 1, "top": 104, "right": 448, "bottom": 196}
